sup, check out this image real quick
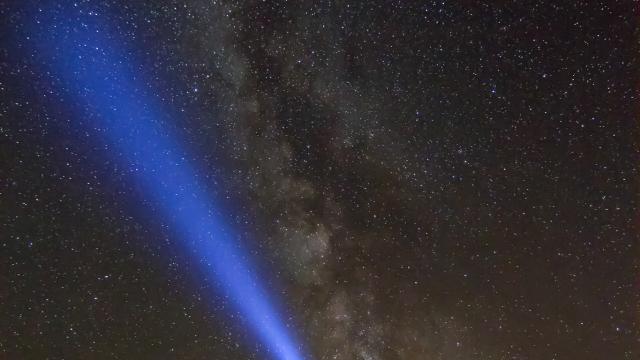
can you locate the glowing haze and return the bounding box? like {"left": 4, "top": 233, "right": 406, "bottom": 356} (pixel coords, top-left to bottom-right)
{"left": 26, "top": 5, "right": 307, "bottom": 360}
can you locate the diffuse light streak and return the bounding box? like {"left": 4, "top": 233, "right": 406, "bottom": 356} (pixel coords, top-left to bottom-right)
{"left": 28, "top": 7, "right": 306, "bottom": 360}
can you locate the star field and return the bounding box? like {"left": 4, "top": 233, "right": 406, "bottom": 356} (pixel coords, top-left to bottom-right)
{"left": 1, "top": 1, "right": 639, "bottom": 359}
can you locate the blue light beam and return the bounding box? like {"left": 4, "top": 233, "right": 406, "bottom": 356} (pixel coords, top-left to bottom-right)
{"left": 26, "top": 6, "right": 307, "bottom": 360}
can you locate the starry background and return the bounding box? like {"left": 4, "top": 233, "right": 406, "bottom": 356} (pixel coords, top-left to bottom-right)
{"left": 1, "top": 1, "right": 639, "bottom": 359}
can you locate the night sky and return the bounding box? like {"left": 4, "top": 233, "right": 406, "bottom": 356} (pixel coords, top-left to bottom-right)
{"left": 1, "top": 1, "right": 639, "bottom": 359}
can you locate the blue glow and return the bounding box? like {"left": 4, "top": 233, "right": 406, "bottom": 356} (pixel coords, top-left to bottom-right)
{"left": 27, "top": 7, "right": 306, "bottom": 360}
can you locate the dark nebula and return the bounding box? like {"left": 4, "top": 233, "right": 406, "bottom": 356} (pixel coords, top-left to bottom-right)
{"left": 1, "top": 1, "right": 638, "bottom": 359}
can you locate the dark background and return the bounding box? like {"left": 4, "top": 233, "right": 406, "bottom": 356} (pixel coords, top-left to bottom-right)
{"left": 1, "top": 1, "right": 638, "bottom": 359}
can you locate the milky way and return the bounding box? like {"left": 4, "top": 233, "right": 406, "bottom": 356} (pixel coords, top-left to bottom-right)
{"left": 1, "top": 1, "right": 638, "bottom": 359}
